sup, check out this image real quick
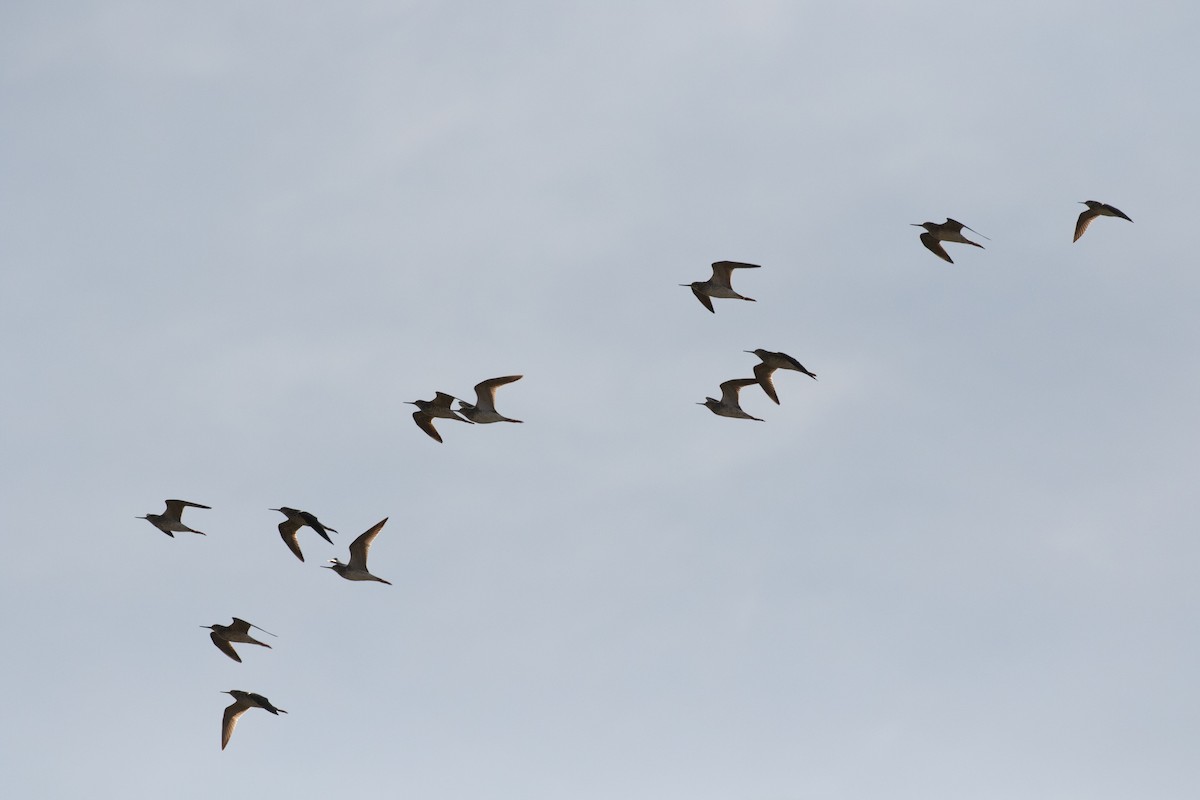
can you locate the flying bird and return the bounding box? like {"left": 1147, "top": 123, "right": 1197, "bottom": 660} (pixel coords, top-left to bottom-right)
{"left": 202, "top": 618, "right": 277, "bottom": 663}
{"left": 912, "top": 219, "right": 988, "bottom": 263}
{"left": 407, "top": 391, "right": 472, "bottom": 443}
{"left": 220, "top": 690, "right": 287, "bottom": 750}
{"left": 270, "top": 507, "right": 337, "bottom": 562}
{"left": 137, "top": 499, "right": 210, "bottom": 537}
{"left": 455, "top": 375, "right": 524, "bottom": 424}
{"left": 699, "top": 378, "right": 764, "bottom": 421}
{"left": 324, "top": 518, "right": 392, "bottom": 585}
{"left": 1074, "top": 200, "right": 1132, "bottom": 242}
{"left": 745, "top": 349, "right": 817, "bottom": 404}
{"left": 681, "top": 261, "right": 761, "bottom": 313}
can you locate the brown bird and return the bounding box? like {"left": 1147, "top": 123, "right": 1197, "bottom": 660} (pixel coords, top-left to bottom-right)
{"left": 220, "top": 690, "right": 287, "bottom": 750}
{"left": 745, "top": 349, "right": 817, "bottom": 404}
{"left": 407, "top": 391, "right": 472, "bottom": 443}
{"left": 201, "top": 618, "right": 277, "bottom": 663}
{"left": 681, "top": 261, "right": 761, "bottom": 313}
{"left": 912, "top": 218, "right": 988, "bottom": 263}
{"left": 270, "top": 507, "right": 337, "bottom": 562}
{"left": 455, "top": 375, "right": 524, "bottom": 424}
{"left": 699, "top": 378, "right": 763, "bottom": 421}
{"left": 137, "top": 499, "right": 210, "bottom": 537}
{"left": 1074, "top": 200, "right": 1132, "bottom": 242}
{"left": 324, "top": 518, "right": 393, "bottom": 585}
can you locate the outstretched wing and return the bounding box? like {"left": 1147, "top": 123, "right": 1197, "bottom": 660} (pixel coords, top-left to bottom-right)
{"left": 299, "top": 511, "right": 336, "bottom": 543}
{"left": 752, "top": 362, "right": 780, "bottom": 405}
{"left": 210, "top": 632, "right": 242, "bottom": 663}
{"left": 718, "top": 378, "right": 757, "bottom": 405}
{"left": 920, "top": 232, "right": 953, "bottom": 263}
{"left": 1074, "top": 208, "right": 1099, "bottom": 242}
{"left": 222, "top": 701, "right": 249, "bottom": 750}
{"left": 473, "top": 375, "right": 523, "bottom": 411}
{"left": 413, "top": 411, "right": 443, "bottom": 443}
{"left": 163, "top": 499, "right": 210, "bottom": 521}
{"left": 348, "top": 518, "right": 389, "bottom": 571}
{"left": 278, "top": 520, "right": 305, "bottom": 562}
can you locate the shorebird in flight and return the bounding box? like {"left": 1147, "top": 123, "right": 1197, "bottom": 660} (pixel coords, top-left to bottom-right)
{"left": 455, "top": 375, "right": 523, "bottom": 424}
{"left": 202, "top": 617, "right": 277, "bottom": 663}
{"left": 912, "top": 219, "right": 988, "bottom": 263}
{"left": 745, "top": 349, "right": 817, "bottom": 404}
{"left": 682, "top": 261, "right": 760, "bottom": 313}
{"left": 137, "top": 499, "right": 210, "bottom": 537}
{"left": 220, "top": 690, "right": 287, "bottom": 750}
{"left": 407, "top": 391, "right": 472, "bottom": 443}
{"left": 1074, "top": 201, "right": 1132, "bottom": 242}
{"left": 699, "top": 379, "right": 764, "bottom": 421}
{"left": 324, "top": 518, "right": 392, "bottom": 585}
{"left": 270, "top": 507, "right": 337, "bottom": 562}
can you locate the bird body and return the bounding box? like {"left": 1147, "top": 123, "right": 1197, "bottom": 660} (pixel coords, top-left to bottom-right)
{"left": 745, "top": 349, "right": 817, "bottom": 404}
{"left": 138, "top": 499, "right": 210, "bottom": 537}
{"left": 912, "top": 219, "right": 987, "bottom": 263}
{"left": 455, "top": 375, "right": 523, "bottom": 424}
{"left": 271, "top": 507, "right": 337, "bottom": 562}
{"left": 202, "top": 617, "right": 276, "bottom": 663}
{"left": 700, "top": 379, "right": 763, "bottom": 421}
{"left": 682, "top": 261, "right": 760, "bottom": 312}
{"left": 324, "top": 518, "right": 392, "bottom": 585}
{"left": 1074, "top": 200, "right": 1132, "bottom": 241}
{"left": 407, "top": 391, "right": 472, "bottom": 443}
{"left": 221, "top": 690, "right": 287, "bottom": 750}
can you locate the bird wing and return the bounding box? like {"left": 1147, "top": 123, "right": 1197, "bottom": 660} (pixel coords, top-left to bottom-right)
{"left": 210, "top": 632, "right": 243, "bottom": 663}
{"left": 775, "top": 351, "right": 816, "bottom": 378}
{"left": 1074, "top": 208, "right": 1099, "bottom": 242}
{"left": 431, "top": 392, "right": 458, "bottom": 411}
{"left": 690, "top": 285, "right": 715, "bottom": 313}
{"left": 163, "top": 499, "right": 209, "bottom": 521}
{"left": 278, "top": 520, "right": 305, "bottom": 562}
{"left": 710, "top": 260, "right": 760, "bottom": 287}
{"left": 718, "top": 378, "right": 757, "bottom": 405}
{"left": 221, "top": 700, "right": 251, "bottom": 749}
{"left": 348, "top": 518, "right": 389, "bottom": 571}
{"left": 752, "top": 363, "right": 780, "bottom": 405}
{"left": 473, "top": 375, "right": 523, "bottom": 411}
{"left": 250, "top": 694, "right": 286, "bottom": 715}
{"left": 299, "top": 511, "right": 335, "bottom": 543}
{"left": 1104, "top": 204, "right": 1133, "bottom": 222}
{"left": 228, "top": 618, "right": 253, "bottom": 635}
{"left": 413, "top": 411, "right": 444, "bottom": 443}
{"left": 920, "top": 232, "right": 953, "bottom": 263}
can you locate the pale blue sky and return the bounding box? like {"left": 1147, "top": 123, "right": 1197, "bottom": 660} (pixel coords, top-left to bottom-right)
{"left": 3, "top": 2, "right": 1198, "bottom": 798}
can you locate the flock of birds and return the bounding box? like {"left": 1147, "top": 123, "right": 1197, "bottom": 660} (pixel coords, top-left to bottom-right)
{"left": 141, "top": 199, "right": 1130, "bottom": 750}
{"left": 138, "top": 500, "right": 393, "bottom": 749}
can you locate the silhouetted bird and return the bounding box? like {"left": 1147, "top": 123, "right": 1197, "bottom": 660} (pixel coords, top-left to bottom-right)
{"left": 202, "top": 618, "right": 276, "bottom": 663}
{"left": 1074, "top": 200, "right": 1132, "bottom": 241}
{"left": 745, "top": 349, "right": 817, "bottom": 404}
{"left": 455, "top": 375, "right": 524, "bottom": 424}
{"left": 407, "top": 391, "right": 472, "bottom": 443}
{"left": 137, "top": 499, "right": 210, "bottom": 537}
{"left": 220, "top": 690, "right": 287, "bottom": 750}
{"left": 270, "top": 507, "right": 337, "bottom": 562}
{"left": 681, "top": 261, "right": 761, "bottom": 312}
{"left": 324, "top": 518, "right": 392, "bottom": 585}
{"left": 912, "top": 218, "right": 988, "bottom": 263}
{"left": 699, "top": 379, "right": 763, "bottom": 421}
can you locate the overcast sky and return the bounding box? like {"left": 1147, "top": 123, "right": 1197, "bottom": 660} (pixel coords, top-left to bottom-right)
{"left": 3, "top": 2, "right": 1199, "bottom": 798}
